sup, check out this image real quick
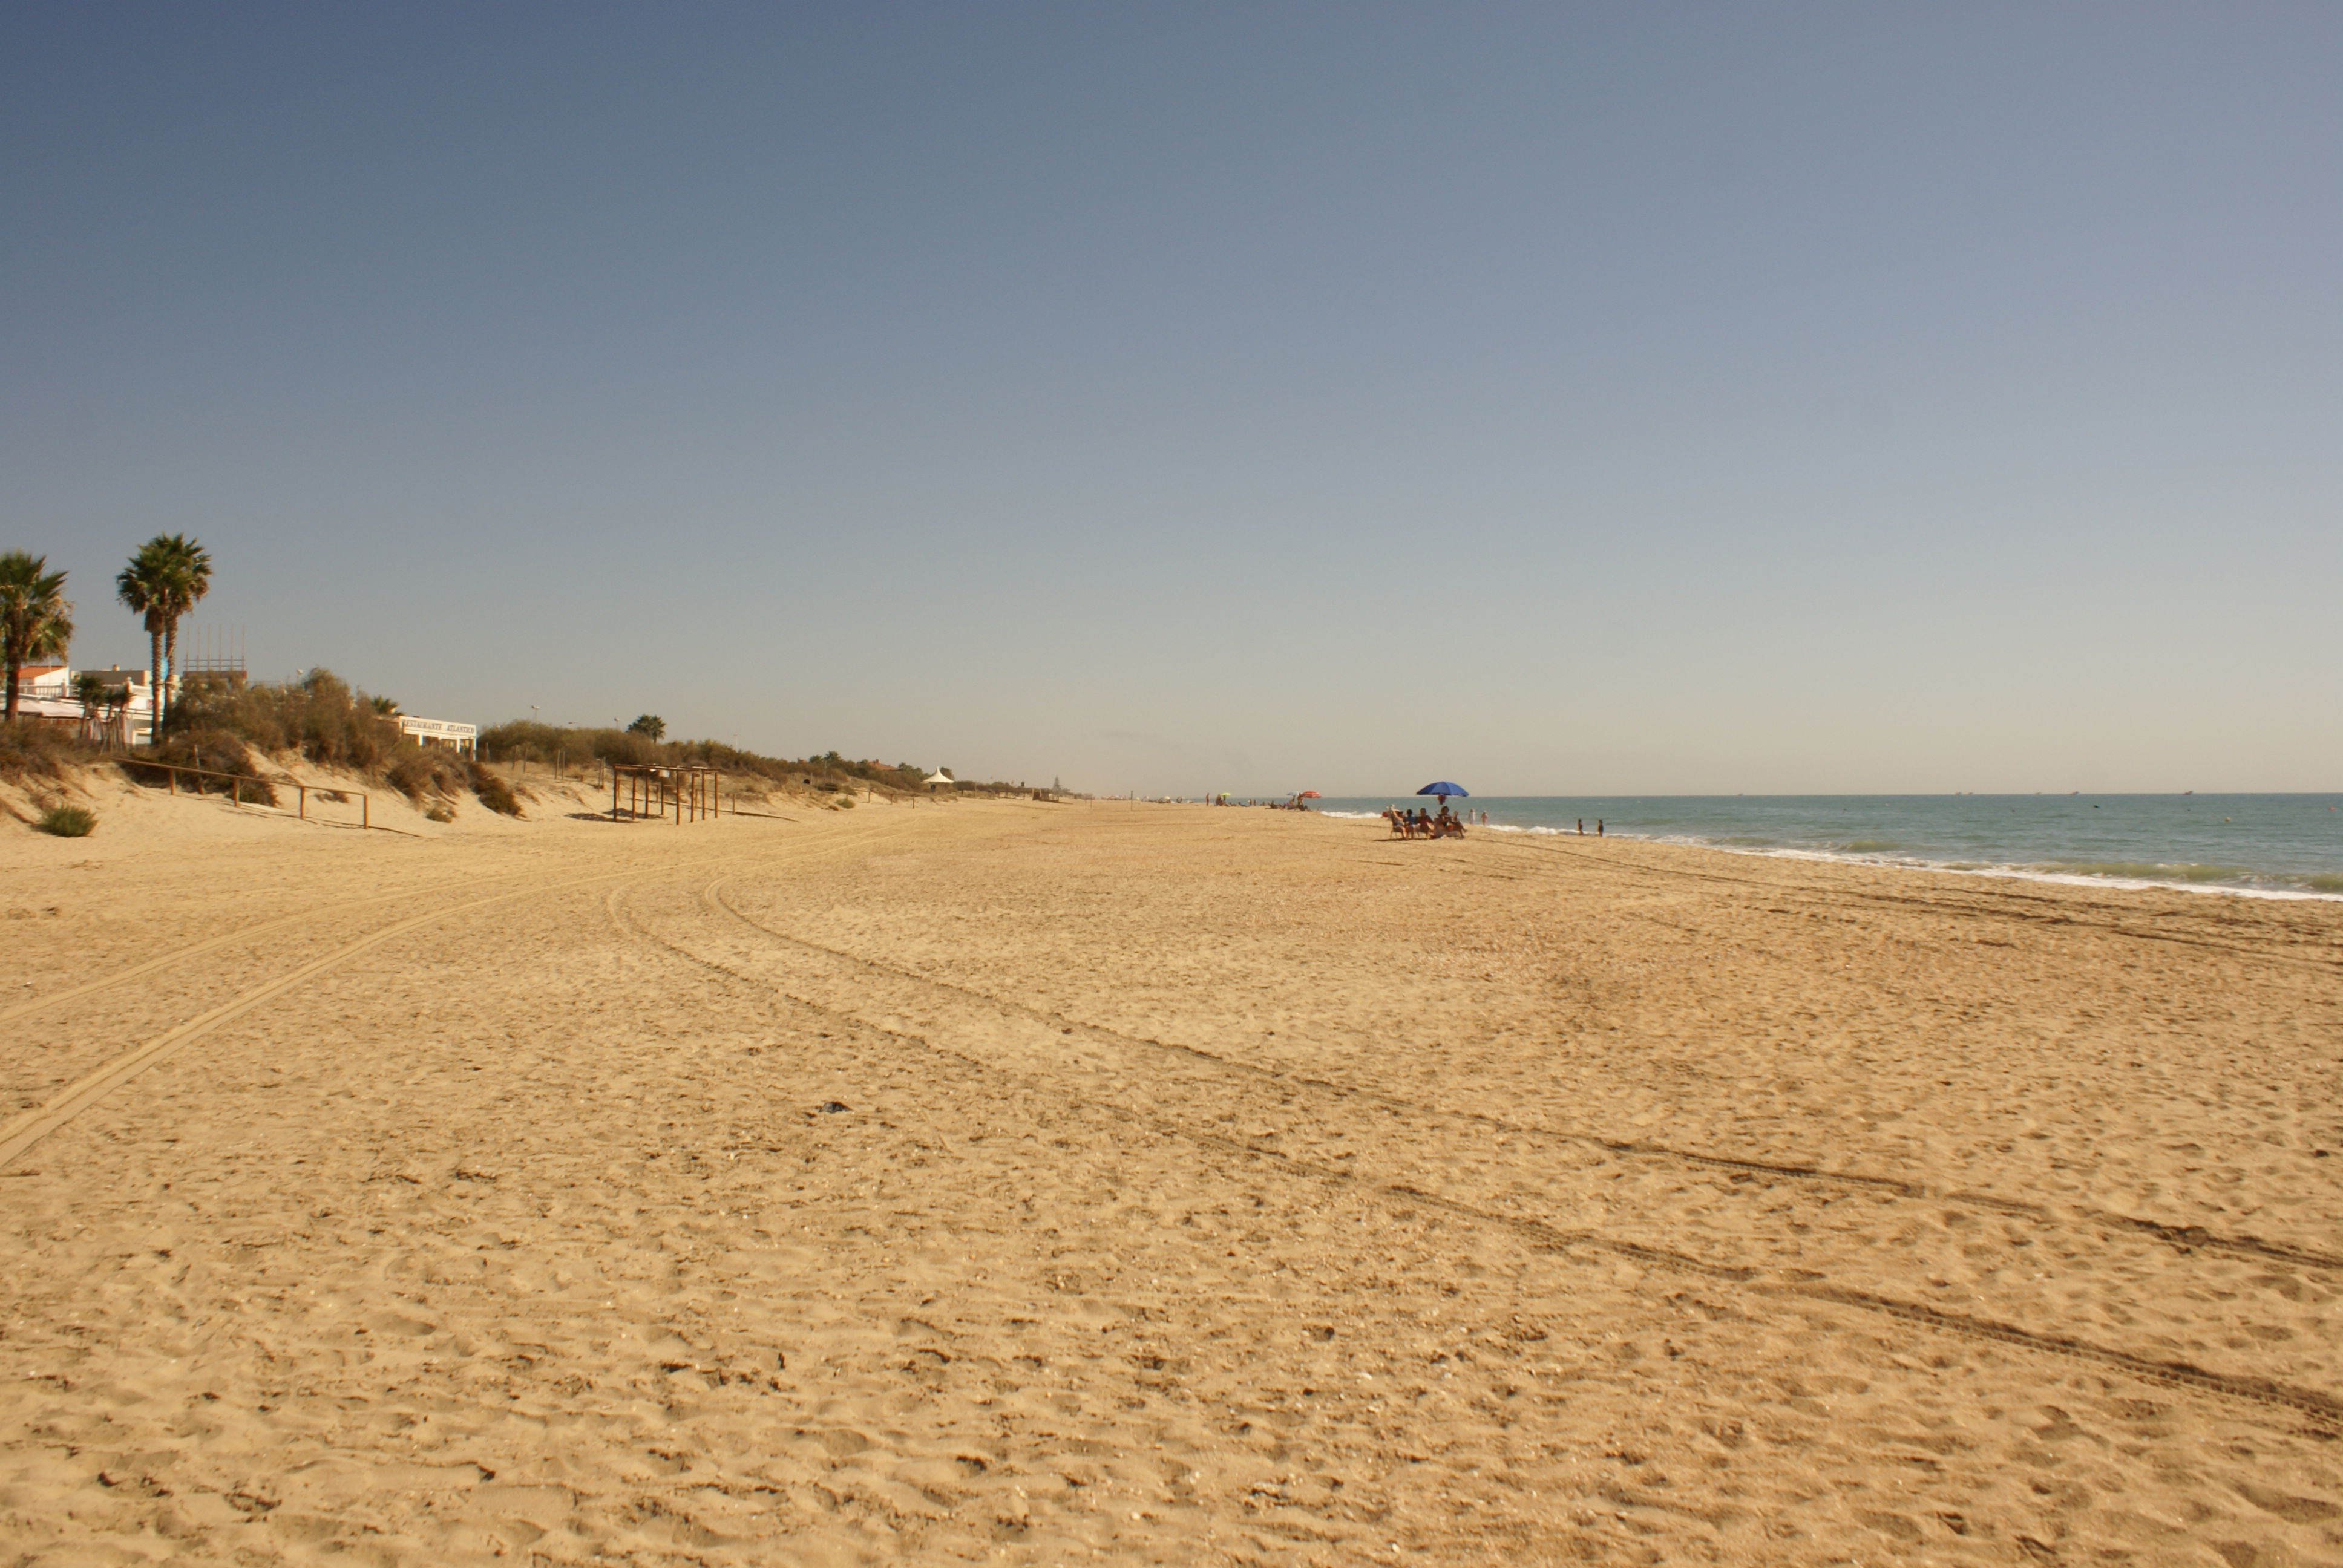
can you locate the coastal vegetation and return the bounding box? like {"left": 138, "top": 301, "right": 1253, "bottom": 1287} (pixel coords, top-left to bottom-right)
{"left": 4, "top": 531, "right": 1036, "bottom": 814}
{"left": 151, "top": 668, "right": 522, "bottom": 815}
{"left": 473, "top": 722, "right": 1009, "bottom": 800}
{"left": 35, "top": 803, "right": 96, "bottom": 837}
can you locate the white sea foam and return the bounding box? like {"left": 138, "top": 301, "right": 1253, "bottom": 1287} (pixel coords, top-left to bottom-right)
{"left": 1571, "top": 832, "right": 2343, "bottom": 902}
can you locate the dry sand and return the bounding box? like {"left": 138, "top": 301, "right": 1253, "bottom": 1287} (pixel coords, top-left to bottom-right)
{"left": 2, "top": 776, "right": 2339, "bottom": 1565}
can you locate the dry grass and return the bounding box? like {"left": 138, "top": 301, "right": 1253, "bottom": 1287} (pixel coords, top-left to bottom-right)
{"left": 131, "top": 731, "right": 280, "bottom": 808}
{"left": 0, "top": 720, "right": 105, "bottom": 784}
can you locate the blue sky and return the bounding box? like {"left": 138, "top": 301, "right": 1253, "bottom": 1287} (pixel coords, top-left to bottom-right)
{"left": 7, "top": 4, "right": 2336, "bottom": 793}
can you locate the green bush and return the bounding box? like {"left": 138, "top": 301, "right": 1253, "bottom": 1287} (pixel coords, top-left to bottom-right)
{"left": 36, "top": 803, "right": 96, "bottom": 837}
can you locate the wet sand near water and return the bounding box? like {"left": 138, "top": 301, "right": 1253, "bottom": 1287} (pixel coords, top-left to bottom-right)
{"left": 3, "top": 794, "right": 2339, "bottom": 1564}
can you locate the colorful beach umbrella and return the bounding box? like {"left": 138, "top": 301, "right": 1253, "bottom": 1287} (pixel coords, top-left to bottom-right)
{"left": 1416, "top": 782, "right": 1469, "bottom": 799}
{"left": 1296, "top": 790, "right": 1322, "bottom": 799}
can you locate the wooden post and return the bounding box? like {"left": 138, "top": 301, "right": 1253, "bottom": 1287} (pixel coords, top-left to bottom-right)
{"left": 362, "top": 791, "right": 370, "bottom": 830}
{"left": 298, "top": 783, "right": 307, "bottom": 820}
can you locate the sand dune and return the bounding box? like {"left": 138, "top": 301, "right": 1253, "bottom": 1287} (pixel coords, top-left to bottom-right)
{"left": 2, "top": 788, "right": 2338, "bottom": 1564}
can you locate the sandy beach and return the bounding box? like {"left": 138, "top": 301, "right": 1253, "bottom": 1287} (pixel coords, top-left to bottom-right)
{"left": 2, "top": 782, "right": 2339, "bottom": 1566}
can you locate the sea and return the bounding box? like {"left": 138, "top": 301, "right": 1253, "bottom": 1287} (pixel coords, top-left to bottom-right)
{"left": 1309, "top": 795, "right": 2343, "bottom": 900}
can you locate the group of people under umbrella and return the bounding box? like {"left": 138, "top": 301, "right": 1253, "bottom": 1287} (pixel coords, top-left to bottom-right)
{"left": 1263, "top": 781, "right": 1491, "bottom": 838}
{"left": 1386, "top": 781, "right": 1479, "bottom": 839}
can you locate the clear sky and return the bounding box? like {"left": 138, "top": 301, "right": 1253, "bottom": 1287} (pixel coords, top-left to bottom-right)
{"left": 7, "top": 4, "right": 2337, "bottom": 795}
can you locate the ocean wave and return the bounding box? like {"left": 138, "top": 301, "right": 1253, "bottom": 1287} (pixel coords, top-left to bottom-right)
{"left": 1515, "top": 828, "right": 2341, "bottom": 901}
{"left": 2044, "top": 861, "right": 2257, "bottom": 884}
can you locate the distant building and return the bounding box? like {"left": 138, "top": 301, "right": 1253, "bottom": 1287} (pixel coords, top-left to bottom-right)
{"left": 13, "top": 665, "right": 156, "bottom": 747}
{"left": 399, "top": 715, "right": 477, "bottom": 754}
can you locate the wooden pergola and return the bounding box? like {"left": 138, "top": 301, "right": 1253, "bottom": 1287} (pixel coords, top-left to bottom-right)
{"left": 611, "top": 763, "right": 721, "bottom": 823}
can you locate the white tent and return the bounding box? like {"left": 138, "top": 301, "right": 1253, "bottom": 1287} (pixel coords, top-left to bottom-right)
{"left": 925, "top": 772, "right": 957, "bottom": 787}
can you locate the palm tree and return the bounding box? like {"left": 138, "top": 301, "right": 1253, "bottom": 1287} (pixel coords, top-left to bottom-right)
{"left": 116, "top": 534, "right": 212, "bottom": 731}
{"left": 1, "top": 552, "right": 74, "bottom": 721}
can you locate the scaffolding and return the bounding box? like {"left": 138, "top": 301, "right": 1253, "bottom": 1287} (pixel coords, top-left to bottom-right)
{"left": 611, "top": 763, "right": 721, "bottom": 824}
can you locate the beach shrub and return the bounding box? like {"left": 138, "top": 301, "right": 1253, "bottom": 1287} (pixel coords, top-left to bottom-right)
{"left": 384, "top": 746, "right": 464, "bottom": 802}
{"left": 36, "top": 804, "right": 96, "bottom": 837}
{"left": 424, "top": 802, "right": 456, "bottom": 823}
{"left": 470, "top": 766, "right": 522, "bottom": 817}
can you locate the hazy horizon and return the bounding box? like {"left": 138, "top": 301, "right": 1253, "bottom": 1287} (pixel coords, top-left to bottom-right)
{"left": 8, "top": 4, "right": 2337, "bottom": 796}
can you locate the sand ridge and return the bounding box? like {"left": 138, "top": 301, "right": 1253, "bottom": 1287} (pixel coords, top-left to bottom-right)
{"left": 2, "top": 792, "right": 2339, "bottom": 1564}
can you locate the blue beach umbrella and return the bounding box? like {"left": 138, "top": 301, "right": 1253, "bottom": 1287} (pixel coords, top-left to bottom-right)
{"left": 1417, "top": 782, "right": 1469, "bottom": 799}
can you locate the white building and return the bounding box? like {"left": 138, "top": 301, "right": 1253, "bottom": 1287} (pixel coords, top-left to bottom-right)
{"left": 399, "top": 715, "right": 477, "bottom": 754}
{"left": 10, "top": 664, "right": 157, "bottom": 747}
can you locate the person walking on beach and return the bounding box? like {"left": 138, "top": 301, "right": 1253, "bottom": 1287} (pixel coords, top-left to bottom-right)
{"left": 1576, "top": 818, "right": 1584, "bottom": 835}
{"left": 1597, "top": 818, "right": 1604, "bottom": 837}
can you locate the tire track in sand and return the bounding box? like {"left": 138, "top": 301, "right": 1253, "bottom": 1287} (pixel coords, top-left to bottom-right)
{"left": 0, "top": 869, "right": 512, "bottom": 1030}
{"left": 706, "top": 879, "right": 2343, "bottom": 1275}
{"left": 616, "top": 880, "right": 2343, "bottom": 1430}
{"left": 0, "top": 832, "right": 878, "bottom": 1172}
